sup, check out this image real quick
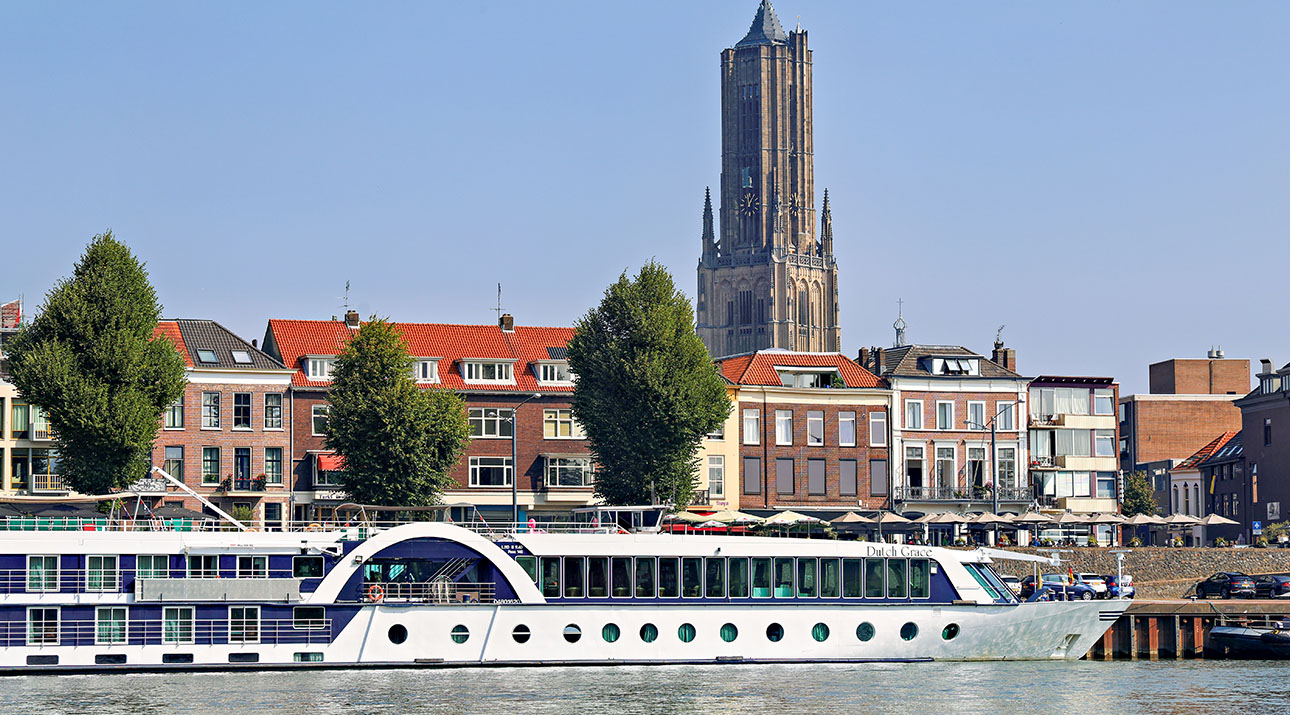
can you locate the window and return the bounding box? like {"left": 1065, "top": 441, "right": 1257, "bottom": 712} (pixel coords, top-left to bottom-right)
{"left": 28, "top": 607, "right": 59, "bottom": 645}
{"left": 27, "top": 556, "right": 58, "bottom": 592}
{"left": 188, "top": 554, "right": 219, "bottom": 579}
{"left": 546, "top": 457, "right": 594, "bottom": 487}
{"left": 469, "top": 407, "right": 513, "bottom": 438}
{"left": 96, "top": 607, "right": 127, "bottom": 645}
{"left": 742, "top": 456, "right": 760, "bottom": 495}
{"left": 163, "top": 607, "right": 195, "bottom": 644}
{"left": 995, "top": 402, "right": 1015, "bottom": 431}
{"left": 996, "top": 448, "right": 1017, "bottom": 489}
{"left": 233, "top": 393, "right": 251, "bottom": 429}
{"left": 196, "top": 349, "right": 218, "bottom": 364}
{"left": 864, "top": 558, "right": 885, "bottom": 598}
{"left": 905, "top": 446, "right": 925, "bottom": 489}
{"left": 293, "top": 606, "right": 326, "bottom": 630}
{"left": 1056, "top": 429, "right": 1092, "bottom": 457}
{"left": 201, "top": 447, "right": 220, "bottom": 485}
{"left": 1096, "top": 472, "right": 1116, "bottom": 499}
{"left": 870, "top": 410, "right": 887, "bottom": 447}
{"left": 807, "top": 411, "right": 824, "bottom": 446}
{"left": 230, "top": 606, "right": 260, "bottom": 644}
{"left": 231, "top": 350, "right": 253, "bottom": 364}
{"left": 413, "top": 360, "right": 439, "bottom": 383}
{"left": 543, "top": 409, "right": 585, "bottom": 439}
{"left": 265, "top": 447, "right": 283, "bottom": 484}
{"left": 311, "top": 405, "right": 329, "bottom": 436}
{"left": 538, "top": 362, "right": 572, "bottom": 384}
{"left": 264, "top": 394, "right": 283, "bottom": 429}
{"left": 935, "top": 447, "right": 955, "bottom": 491}
{"left": 1093, "top": 389, "right": 1114, "bottom": 415}
{"left": 742, "top": 409, "right": 760, "bottom": 445}
{"left": 234, "top": 447, "right": 251, "bottom": 481}
{"left": 835, "top": 459, "right": 858, "bottom": 496}
{"left": 837, "top": 412, "right": 856, "bottom": 447}
{"left": 463, "top": 361, "right": 514, "bottom": 383}
{"left": 202, "top": 392, "right": 220, "bottom": 429}
{"left": 708, "top": 456, "right": 725, "bottom": 498}
{"left": 137, "top": 555, "right": 169, "bottom": 579}
{"left": 294, "top": 556, "right": 324, "bottom": 578}
{"left": 808, "top": 459, "right": 826, "bottom": 496}
{"left": 237, "top": 555, "right": 268, "bottom": 579}
{"left": 1094, "top": 430, "right": 1115, "bottom": 457}
{"left": 967, "top": 448, "right": 986, "bottom": 487}
{"left": 163, "top": 446, "right": 184, "bottom": 480}
{"left": 1266, "top": 418, "right": 1273, "bottom": 446}
{"left": 306, "top": 358, "right": 335, "bottom": 380}
{"left": 87, "top": 555, "right": 118, "bottom": 592}
{"left": 164, "top": 398, "right": 184, "bottom": 429}
{"left": 776, "top": 458, "right": 794, "bottom": 495}
{"left": 634, "top": 558, "right": 656, "bottom": 598}
{"left": 967, "top": 401, "right": 985, "bottom": 430}
{"left": 775, "top": 410, "right": 793, "bottom": 445}
{"left": 866, "top": 459, "right": 886, "bottom": 497}
{"left": 469, "top": 456, "right": 512, "bottom": 487}
{"left": 905, "top": 400, "right": 923, "bottom": 430}
{"left": 936, "top": 402, "right": 953, "bottom": 430}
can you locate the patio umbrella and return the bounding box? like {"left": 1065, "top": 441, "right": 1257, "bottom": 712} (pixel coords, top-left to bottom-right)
{"left": 708, "top": 509, "right": 763, "bottom": 525}
{"left": 762, "top": 510, "right": 820, "bottom": 526}
{"left": 872, "top": 511, "right": 911, "bottom": 541}
{"left": 830, "top": 512, "right": 874, "bottom": 525}
{"left": 151, "top": 504, "right": 209, "bottom": 520}
{"left": 666, "top": 511, "right": 709, "bottom": 523}
{"left": 696, "top": 520, "right": 726, "bottom": 529}
{"left": 1162, "top": 513, "right": 1201, "bottom": 526}
{"left": 970, "top": 512, "right": 1007, "bottom": 524}
{"left": 1012, "top": 512, "right": 1051, "bottom": 524}
{"left": 1123, "top": 514, "right": 1165, "bottom": 525}
{"left": 1086, "top": 513, "right": 1126, "bottom": 524}
{"left": 1197, "top": 513, "right": 1238, "bottom": 526}
{"left": 931, "top": 512, "right": 970, "bottom": 524}
{"left": 1051, "top": 512, "right": 1089, "bottom": 524}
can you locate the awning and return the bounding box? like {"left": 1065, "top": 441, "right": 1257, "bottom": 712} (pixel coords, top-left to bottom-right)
{"left": 316, "top": 453, "right": 344, "bottom": 471}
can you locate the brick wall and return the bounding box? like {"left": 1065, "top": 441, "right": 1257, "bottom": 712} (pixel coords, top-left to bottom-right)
{"left": 1132, "top": 400, "right": 1242, "bottom": 465}
{"left": 1149, "top": 359, "right": 1250, "bottom": 396}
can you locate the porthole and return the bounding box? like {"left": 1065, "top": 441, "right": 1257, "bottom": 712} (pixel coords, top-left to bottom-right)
{"left": 602, "top": 623, "right": 621, "bottom": 643}
{"left": 678, "top": 623, "right": 696, "bottom": 643}
{"left": 766, "top": 623, "right": 784, "bottom": 642}
{"left": 901, "top": 622, "right": 919, "bottom": 641}
{"left": 388, "top": 624, "right": 408, "bottom": 645}
{"left": 720, "top": 623, "right": 738, "bottom": 642}
{"left": 856, "top": 622, "right": 875, "bottom": 642}
{"left": 812, "top": 623, "right": 830, "bottom": 642}
{"left": 640, "top": 623, "right": 658, "bottom": 643}
{"left": 451, "top": 625, "right": 470, "bottom": 644}
{"left": 942, "top": 623, "right": 960, "bottom": 641}
{"left": 512, "top": 624, "right": 531, "bottom": 644}
{"left": 563, "top": 624, "right": 582, "bottom": 643}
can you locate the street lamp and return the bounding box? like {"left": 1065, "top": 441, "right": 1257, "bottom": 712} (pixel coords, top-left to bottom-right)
{"left": 511, "top": 393, "right": 542, "bottom": 526}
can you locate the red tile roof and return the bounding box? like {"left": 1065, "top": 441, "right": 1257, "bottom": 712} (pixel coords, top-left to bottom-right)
{"left": 153, "top": 321, "right": 190, "bottom": 367}
{"left": 1177, "top": 431, "right": 1239, "bottom": 470}
{"left": 265, "top": 319, "right": 576, "bottom": 391}
{"left": 717, "top": 351, "right": 884, "bottom": 388}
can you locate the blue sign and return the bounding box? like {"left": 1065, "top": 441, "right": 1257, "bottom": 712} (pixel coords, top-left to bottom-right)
{"left": 1253, "top": 521, "right": 1263, "bottom": 535}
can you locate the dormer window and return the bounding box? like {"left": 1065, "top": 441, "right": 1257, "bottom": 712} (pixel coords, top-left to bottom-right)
{"left": 537, "top": 361, "right": 573, "bottom": 385}
{"left": 774, "top": 368, "right": 841, "bottom": 389}
{"left": 412, "top": 359, "right": 439, "bottom": 384}
{"left": 463, "top": 360, "right": 515, "bottom": 384}
{"left": 231, "top": 351, "right": 252, "bottom": 365}
{"left": 306, "top": 357, "right": 336, "bottom": 381}
{"left": 929, "top": 357, "right": 979, "bottom": 376}
{"left": 196, "top": 349, "right": 218, "bottom": 364}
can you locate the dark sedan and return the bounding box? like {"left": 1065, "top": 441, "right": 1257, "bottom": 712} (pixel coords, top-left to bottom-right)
{"left": 1021, "top": 574, "right": 1096, "bottom": 601}
{"left": 1195, "top": 572, "right": 1256, "bottom": 599}
{"left": 1253, "top": 574, "right": 1290, "bottom": 599}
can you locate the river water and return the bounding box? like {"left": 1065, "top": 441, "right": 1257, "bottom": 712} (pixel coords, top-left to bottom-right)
{"left": 6, "top": 661, "right": 1284, "bottom": 714}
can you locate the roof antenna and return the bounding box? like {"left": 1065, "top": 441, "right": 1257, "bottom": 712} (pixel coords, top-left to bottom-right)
{"left": 491, "top": 283, "right": 503, "bottom": 321}
{"left": 995, "top": 324, "right": 1006, "bottom": 350}
{"left": 337, "top": 281, "right": 351, "bottom": 311}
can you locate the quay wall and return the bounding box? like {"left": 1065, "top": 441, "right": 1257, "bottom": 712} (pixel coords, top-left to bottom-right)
{"left": 978, "top": 547, "right": 1290, "bottom": 599}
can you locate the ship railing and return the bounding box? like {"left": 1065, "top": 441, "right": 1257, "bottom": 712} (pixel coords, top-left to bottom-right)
{"left": 0, "top": 567, "right": 314, "bottom": 594}
{"left": 0, "top": 516, "right": 641, "bottom": 537}
{"left": 1, "top": 617, "right": 334, "bottom": 646}
{"left": 362, "top": 580, "right": 495, "bottom": 604}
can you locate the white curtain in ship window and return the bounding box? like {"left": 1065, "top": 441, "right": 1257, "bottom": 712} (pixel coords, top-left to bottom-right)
{"left": 1056, "top": 429, "right": 1092, "bottom": 457}
{"left": 1055, "top": 388, "right": 1090, "bottom": 415}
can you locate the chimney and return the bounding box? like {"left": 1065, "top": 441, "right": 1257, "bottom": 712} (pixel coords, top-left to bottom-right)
{"left": 992, "top": 343, "right": 1017, "bottom": 373}
{"left": 857, "top": 347, "right": 871, "bottom": 371}
{"left": 873, "top": 347, "right": 886, "bottom": 375}
{"left": 1215, "top": 346, "right": 1224, "bottom": 359}
{"left": 500, "top": 313, "right": 515, "bottom": 332}
{"left": 251, "top": 338, "right": 258, "bottom": 349}
{"left": 1261, "top": 359, "right": 1274, "bottom": 375}
{"left": 344, "top": 310, "right": 360, "bottom": 329}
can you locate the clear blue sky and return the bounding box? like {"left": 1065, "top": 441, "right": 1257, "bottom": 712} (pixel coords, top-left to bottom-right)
{"left": 4, "top": 1, "right": 1287, "bottom": 394}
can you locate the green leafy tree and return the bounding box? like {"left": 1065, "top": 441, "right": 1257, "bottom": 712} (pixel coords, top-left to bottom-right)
{"left": 567, "top": 261, "right": 730, "bottom": 506}
{"left": 6, "top": 232, "right": 186, "bottom": 495}
{"left": 325, "top": 318, "right": 470, "bottom": 506}
{"left": 1121, "top": 471, "right": 1159, "bottom": 517}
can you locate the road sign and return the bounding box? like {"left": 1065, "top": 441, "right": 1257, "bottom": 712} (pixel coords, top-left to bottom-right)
{"left": 1253, "top": 521, "right": 1263, "bottom": 535}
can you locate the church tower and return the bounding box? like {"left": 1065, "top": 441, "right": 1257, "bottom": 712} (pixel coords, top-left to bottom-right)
{"left": 696, "top": 0, "right": 841, "bottom": 358}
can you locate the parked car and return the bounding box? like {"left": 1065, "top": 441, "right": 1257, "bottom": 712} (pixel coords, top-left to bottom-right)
{"left": 1000, "top": 575, "right": 1023, "bottom": 596}
{"left": 1103, "top": 573, "right": 1135, "bottom": 599}
{"left": 1075, "top": 572, "right": 1109, "bottom": 598}
{"left": 1253, "top": 574, "right": 1290, "bottom": 599}
{"left": 1020, "top": 573, "right": 1096, "bottom": 601}
{"left": 1194, "top": 572, "right": 1256, "bottom": 599}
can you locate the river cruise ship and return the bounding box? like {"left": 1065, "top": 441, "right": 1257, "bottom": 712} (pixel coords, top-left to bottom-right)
{"left": 0, "top": 506, "right": 1125, "bottom": 673}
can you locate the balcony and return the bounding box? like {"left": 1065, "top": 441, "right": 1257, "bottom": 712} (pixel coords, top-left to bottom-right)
{"left": 892, "top": 485, "right": 1033, "bottom": 503}
{"left": 1030, "top": 456, "right": 1057, "bottom": 469}
{"left": 30, "top": 473, "right": 67, "bottom": 494}
{"left": 690, "top": 489, "right": 711, "bottom": 507}
{"left": 30, "top": 423, "right": 54, "bottom": 441}
{"left": 1029, "top": 413, "right": 1116, "bottom": 430}
{"left": 216, "top": 477, "right": 267, "bottom": 495}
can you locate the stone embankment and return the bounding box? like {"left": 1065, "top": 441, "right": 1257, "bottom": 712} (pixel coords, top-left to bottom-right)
{"left": 979, "top": 547, "right": 1290, "bottom": 599}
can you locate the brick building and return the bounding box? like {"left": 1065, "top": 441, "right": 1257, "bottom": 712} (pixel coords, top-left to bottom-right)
{"left": 1230, "top": 359, "right": 1290, "bottom": 542}
{"left": 147, "top": 320, "right": 294, "bottom": 526}
{"left": 263, "top": 312, "right": 592, "bottom": 524}
{"left": 1027, "top": 376, "right": 1119, "bottom": 515}
{"left": 716, "top": 350, "right": 888, "bottom": 516}
{"left": 1, "top": 309, "right": 64, "bottom": 495}
{"left": 859, "top": 335, "right": 1030, "bottom": 517}
{"left": 1169, "top": 432, "right": 1238, "bottom": 545}
{"left": 1198, "top": 432, "right": 1246, "bottom": 544}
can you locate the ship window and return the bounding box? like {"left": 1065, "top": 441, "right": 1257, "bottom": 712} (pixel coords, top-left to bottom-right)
{"left": 163, "top": 606, "right": 194, "bottom": 644}
{"left": 587, "top": 557, "right": 609, "bottom": 598}
{"left": 228, "top": 653, "right": 259, "bottom": 663}
{"left": 812, "top": 623, "right": 830, "bottom": 642}
{"left": 451, "top": 625, "right": 469, "bottom": 644}
{"left": 95, "top": 607, "right": 127, "bottom": 645}
{"left": 774, "top": 558, "right": 794, "bottom": 597}
{"left": 901, "top": 622, "right": 919, "bottom": 641}
{"left": 728, "top": 558, "right": 749, "bottom": 598}
{"left": 842, "top": 559, "right": 863, "bottom": 598}
{"left": 857, "top": 622, "right": 875, "bottom": 642}
{"left": 864, "top": 559, "right": 885, "bottom": 599}
{"left": 611, "top": 557, "right": 632, "bottom": 597}
{"left": 942, "top": 623, "right": 960, "bottom": 641}
{"left": 640, "top": 623, "right": 658, "bottom": 643}
{"left": 602, "top": 623, "right": 620, "bottom": 642}
{"left": 820, "top": 559, "right": 840, "bottom": 598}
{"left": 27, "top": 555, "right": 59, "bottom": 593}
{"left": 682, "top": 557, "right": 702, "bottom": 598}
{"left": 27, "top": 607, "right": 59, "bottom": 645}
{"left": 387, "top": 625, "right": 407, "bottom": 645}
{"left": 541, "top": 557, "right": 561, "bottom": 598}
{"left": 634, "top": 557, "right": 656, "bottom": 598}
{"left": 86, "top": 555, "right": 119, "bottom": 592}
{"left": 294, "top": 652, "right": 324, "bottom": 662}
{"left": 721, "top": 623, "right": 738, "bottom": 642}
{"left": 161, "top": 653, "right": 193, "bottom": 664}
{"left": 512, "top": 625, "right": 531, "bottom": 644}
{"left": 187, "top": 554, "right": 219, "bottom": 579}
{"left": 96, "top": 654, "right": 127, "bottom": 665}
{"left": 678, "top": 623, "right": 696, "bottom": 643}
{"left": 752, "top": 557, "right": 772, "bottom": 598}
{"left": 658, "top": 557, "right": 680, "bottom": 598}
{"left": 705, "top": 557, "right": 726, "bottom": 598}
{"left": 237, "top": 555, "right": 268, "bottom": 579}
{"left": 517, "top": 556, "right": 537, "bottom": 584}
{"left": 27, "top": 655, "right": 59, "bottom": 665}
{"left": 293, "top": 556, "right": 324, "bottom": 579}
{"left": 887, "top": 559, "right": 909, "bottom": 599}
{"left": 229, "top": 606, "right": 260, "bottom": 644}
{"left": 563, "top": 624, "right": 582, "bottom": 643}
{"left": 293, "top": 606, "right": 326, "bottom": 630}
{"left": 766, "top": 623, "right": 784, "bottom": 642}
{"left": 910, "top": 559, "right": 931, "bottom": 599}
{"left": 563, "top": 557, "right": 585, "bottom": 598}
{"left": 797, "top": 558, "right": 817, "bottom": 598}
{"left": 137, "top": 554, "right": 169, "bottom": 579}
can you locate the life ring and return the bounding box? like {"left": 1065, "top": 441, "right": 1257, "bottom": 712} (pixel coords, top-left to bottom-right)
{"left": 245, "top": 527, "right": 260, "bottom": 532}
{"left": 306, "top": 523, "right": 322, "bottom": 532}
{"left": 367, "top": 584, "right": 385, "bottom": 602}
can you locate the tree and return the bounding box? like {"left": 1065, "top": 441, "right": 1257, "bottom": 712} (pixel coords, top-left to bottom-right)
{"left": 1121, "top": 471, "right": 1159, "bottom": 517}
{"left": 567, "top": 261, "right": 730, "bottom": 506}
{"left": 6, "top": 231, "right": 187, "bottom": 495}
{"left": 325, "top": 318, "right": 469, "bottom": 506}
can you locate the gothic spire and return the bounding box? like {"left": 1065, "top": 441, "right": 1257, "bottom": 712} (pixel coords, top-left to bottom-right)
{"left": 701, "top": 186, "right": 717, "bottom": 257}
{"left": 736, "top": 0, "right": 789, "bottom": 48}
{"left": 819, "top": 188, "right": 833, "bottom": 257}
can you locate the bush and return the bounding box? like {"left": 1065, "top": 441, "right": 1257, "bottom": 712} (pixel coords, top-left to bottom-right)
{"left": 231, "top": 505, "right": 255, "bottom": 523}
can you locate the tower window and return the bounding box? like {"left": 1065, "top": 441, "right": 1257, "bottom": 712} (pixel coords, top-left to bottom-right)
{"left": 741, "top": 167, "right": 753, "bottom": 188}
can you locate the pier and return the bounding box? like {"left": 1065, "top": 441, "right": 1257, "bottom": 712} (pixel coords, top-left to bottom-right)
{"left": 1088, "top": 600, "right": 1290, "bottom": 660}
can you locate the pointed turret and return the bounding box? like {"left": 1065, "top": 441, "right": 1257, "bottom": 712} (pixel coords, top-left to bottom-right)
{"left": 819, "top": 189, "right": 833, "bottom": 257}
{"left": 701, "top": 186, "right": 717, "bottom": 258}
{"left": 736, "top": 0, "right": 789, "bottom": 48}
